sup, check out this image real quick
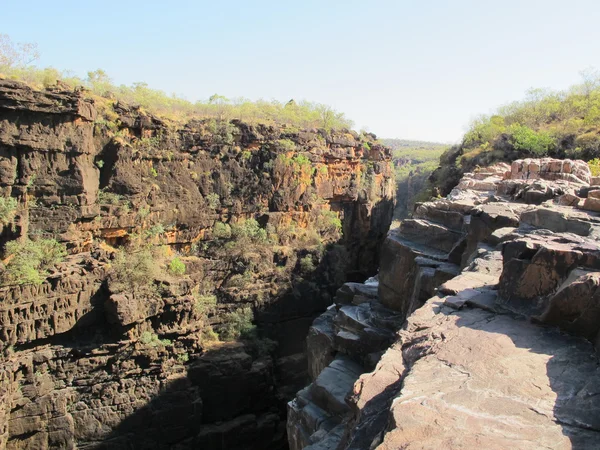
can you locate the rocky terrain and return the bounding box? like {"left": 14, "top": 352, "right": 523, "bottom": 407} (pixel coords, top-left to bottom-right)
{"left": 0, "top": 79, "right": 395, "bottom": 449}
{"left": 288, "top": 158, "right": 600, "bottom": 449}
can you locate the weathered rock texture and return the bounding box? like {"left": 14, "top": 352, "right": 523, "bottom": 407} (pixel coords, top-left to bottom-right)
{"left": 288, "top": 158, "right": 600, "bottom": 449}
{"left": 0, "top": 80, "right": 395, "bottom": 449}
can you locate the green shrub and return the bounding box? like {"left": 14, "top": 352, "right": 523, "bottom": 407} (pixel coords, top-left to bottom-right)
{"left": 508, "top": 124, "right": 556, "bottom": 156}
{"left": 3, "top": 238, "right": 67, "bottom": 285}
{"left": 299, "top": 255, "right": 316, "bottom": 273}
{"left": 145, "top": 223, "right": 164, "bottom": 237}
{"left": 230, "top": 218, "right": 268, "bottom": 243}
{"left": 137, "top": 206, "right": 150, "bottom": 219}
{"left": 139, "top": 331, "right": 170, "bottom": 348}
{"left": 150, "top": 167, "right": 158, "bottom": 177}
{"left": 277, "top": 139, "right": 296, "bottom": 152}
{"left": 168, "top": 257, "right": 186, "bottom": 275}
{"left": 177, "top": 353, "right": 190, "bottom": 363}
{"left": 110, "top": 247, "right": 159, "bottom": 293}
{"left": 588, "top": 158, "right": 600, "bottom": 176}
{"left": 205, "top": 192, "right": 220, "bottom": 210}
{"left": 0, "top": 197, "right": 17, "bottom": 227}
{"left": 212, "top": 221, "right": 232, "bottom": 239}
{"left": 95, "top": 159, "right": 105, "bottom": 168}
{"left": 219, "top": 307, "right": 255, "bottom": 341}
{"left": 314, "top": 209, "right": 342, "bottom": 239}
{"left": 575, "top": 132, "right": 600, "bottom": 159}
{"left": 194, "top": 294, "right": 217, "bottom": 315}
{"left": 97, "top": 189, "right": 124, "bottom": 205}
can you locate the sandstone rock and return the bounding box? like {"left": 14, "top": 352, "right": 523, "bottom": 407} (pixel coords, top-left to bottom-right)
{"left": 520, "top": 205, "right": 600, "bottom": 238}
{"left": 537, "top": 269, "right": 600, "bottom": 341}
{"left": 557, "top": 192, "right": 581, "bottom": 206}
{"left": 374, "top": 299, "right": 600, "bottom": 450}
{"left": 309, "top": 356, "right": 363, "bottom": 416}
{"left": 498, "top": 230, "right": 600, "bottom": 315}
{"left": 105, "top": 292, "right": 165, "bottom": 326}
{"left": 582, "top": 196, "right": 600, "bottom": 212}
{"left": 307, "top": 307, "right": 337, "bottom": 381}
{"left": 589, "top": 189, "right": 600, "bottom": 199}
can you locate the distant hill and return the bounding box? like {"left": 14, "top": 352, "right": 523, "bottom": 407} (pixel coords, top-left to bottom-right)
{"left": 381, "top": 139, "right": 448, "bottom": 220}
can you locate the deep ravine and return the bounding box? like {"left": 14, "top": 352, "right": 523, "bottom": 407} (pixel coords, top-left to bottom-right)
{"left": 0, "top": 79, "right": 394, "bottom": 449}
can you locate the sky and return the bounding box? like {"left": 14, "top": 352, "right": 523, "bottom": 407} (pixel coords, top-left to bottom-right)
{"left": 2, "top": 0, "right": 600, "bottom": 142}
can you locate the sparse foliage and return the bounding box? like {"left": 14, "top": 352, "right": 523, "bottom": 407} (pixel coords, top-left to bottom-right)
{"left": 2, "top": 238, "right": 67, "bottom": 285}
{"left": 0, "top": 197, "right": 18, "bottom": 227}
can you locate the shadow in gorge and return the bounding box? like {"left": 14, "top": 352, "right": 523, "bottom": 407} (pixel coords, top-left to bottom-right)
{"left": 93, "top": 267, "right": 338, "bottom": 450}
{"left": 94, "top": 197, "right": 395, "bottom": 450}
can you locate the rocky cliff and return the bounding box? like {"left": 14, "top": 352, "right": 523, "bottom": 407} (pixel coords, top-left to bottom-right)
{"left": 0, "top": 79, "right": 395, "bottom": 449}
{"left": 288, "top": 157, "right": 600, "bottom": 449}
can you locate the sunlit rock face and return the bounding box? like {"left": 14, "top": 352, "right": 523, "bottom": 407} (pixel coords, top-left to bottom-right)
{"left": 288, "top": 158, "right": 600, "bottom": 450}
{"left": 0, "top": 79, "right": 395, "bottom": 449}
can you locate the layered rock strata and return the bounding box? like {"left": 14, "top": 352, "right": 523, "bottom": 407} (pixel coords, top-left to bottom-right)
{"left": 289, "top": 157, "right": 600, "bottom": 449}
{"left": 0, "top": 80, "right": 395, "bottom": 449}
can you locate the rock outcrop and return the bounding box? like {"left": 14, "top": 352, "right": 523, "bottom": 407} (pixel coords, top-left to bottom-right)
{"left": 288, "top": 157, "right": 600, "bottom": 449}
{"left": 0, "top": 80, "right": 395, "bottom": 449}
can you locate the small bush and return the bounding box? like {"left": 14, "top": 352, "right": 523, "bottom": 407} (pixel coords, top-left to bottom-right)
{"left": 314, "top": 209, "right": 342, "bottom": 239}
{"left": 97, "top": 189, "right": 124, "bottom": 205}
{"left": 150, "top": 167, "right": 158, "bottom": 177}
{"left": 145, "top": 223, "right": 165, "bottom": 237}
{"left": 110, "top": 246, "right": 160, "bottom": 294}
{"left": 589, "top": 158, "right": 600, "bottom": 176}
{"left": 139, "top": 331, "right": 169, "bottom": 348}
{"left": 277, "top": 139, "right": 296, "bottom": 152}
{"left": 219, "top": 307, "right": 255, "bottom": 341}
{"left": 0, "top": 197, "right": 18, "bottom": 227}
{"left": 2, "top": 238, "right": 66, "bottom": 285}
{"left": 212, "top": 221, "right": 232, "bottom": 239}
{"left": 205, "top": 192, "right": 220, "bottom": 210}
{"left": 137, "top": 206, "right": 150, "bottom": 219}
{"left": 299, "top": 255, "right": 316, "bottom": 273}
{"left": 231, "top": 218, "right": 268, "bottom": 243}
{"left": 194, "top": 294, "right": 217, "bottom": 315}
{"left": 168, "top": 257, "right": 186, "bottom": 275}
{"left": 177, "top": 353, "right": 190, "bottom": 363}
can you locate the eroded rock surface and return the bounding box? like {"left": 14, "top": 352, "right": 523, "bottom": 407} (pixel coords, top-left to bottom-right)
{"left": 0, "top": 80, "right": 395, "bottom": 449}
{"left": 289, "top": 158, "right": 600, "bottom": 450}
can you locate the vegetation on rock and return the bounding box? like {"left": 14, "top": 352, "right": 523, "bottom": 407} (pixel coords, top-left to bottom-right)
{"left": 0, "top": 196, "right": 17, "bottom": 227}
{"left": 429, "top": 70, "right": 600, "bottom": 197}
{"left": 2, "top": 238, "right": 66, "bottom": 285}
{"left": 0, "top": 34, "right": 353, "bottom": 130}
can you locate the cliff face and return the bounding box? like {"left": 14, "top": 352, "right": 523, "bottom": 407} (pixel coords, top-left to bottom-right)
{"left": 0, "top": 80, "right": 395, "bottom": 449}
{"left": 289, "top": 158, "right": 600, "bottom": 449}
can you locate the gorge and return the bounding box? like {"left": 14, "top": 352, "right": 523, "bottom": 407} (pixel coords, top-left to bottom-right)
{"left": 1, "top": 77, "right": 600, "bottom": 450}
{"left": 0, "top": 79, "right": 394, "bottom": 449}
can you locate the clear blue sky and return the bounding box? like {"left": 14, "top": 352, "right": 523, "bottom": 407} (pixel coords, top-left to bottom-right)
{"left": 3, "top": 0, "right": 600, "bottom": 142}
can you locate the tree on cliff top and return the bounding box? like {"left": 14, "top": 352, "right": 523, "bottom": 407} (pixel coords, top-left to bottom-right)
{"left": 0, "top": 34, "right": 39, "bottom": 69}
{"left": 0, "top": 34, "right": 354, "bottom": 130}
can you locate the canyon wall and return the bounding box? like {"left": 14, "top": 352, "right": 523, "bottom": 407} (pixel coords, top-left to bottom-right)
{"left": 0, "top": 80, "right": 395, "bottom": 449}
{"left": 289, "top": 158, "right": 600, "bottom": 449}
